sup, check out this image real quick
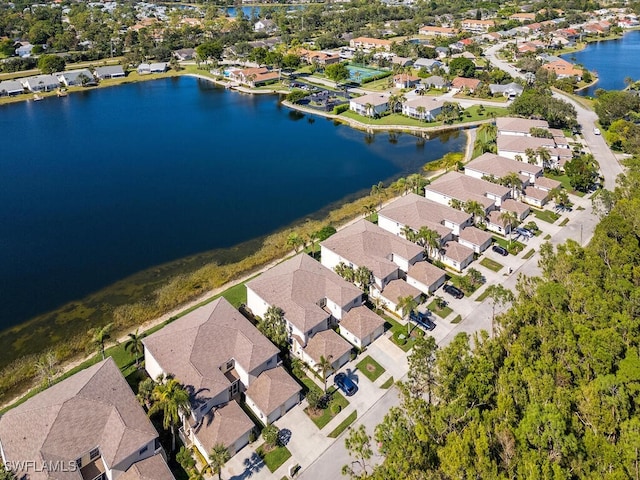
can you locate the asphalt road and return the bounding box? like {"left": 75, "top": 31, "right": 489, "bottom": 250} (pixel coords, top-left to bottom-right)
{"left": 296, "top": 46, "right": 624, "bottom": 480}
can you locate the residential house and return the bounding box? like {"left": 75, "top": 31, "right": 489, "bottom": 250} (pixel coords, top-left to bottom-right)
{"left": 460, "top": 19, "right": 496, "bottom": 33}
{"left": 349, "top": 37, "right": 392, "bottom": 51}
{"left": 298, "top": 48, "right": 341, "bottom": 66}
{"left": 441, "top": 241, "right": 475, "bottom": 271}
{"left": 521, "top": 186, "right": 551, "bottom": 207}
{"left": 21, "top": 74, "right": 60, "bottom": 92}
{"left": 143, "top": 297, "right": 280, "bottom": 458}
{"left": 541, "top": 59, "right": 583, "bottom": 80}
{"left": 500, "top": 198, "right": 531, "bottom": 221}
{"left": 245, "top": 366, "right": 301, "bottom": 425}
{"left": 15, "top": 42, "right": 33, "bottom": 57}
{"left": 414, "top": 58, "right": 444, "bottom": 72}
{"left": 0, "top": 358, "right": 174, "bottom": 480}
{"left": 406, "top": 261, "right": 447, "bottom": 295}
{"left": 254, "top": 19, "right": 277, "bottom": 33}
{"left": 394, "top": 73, "right": 421, "bottom": 89}
{"left": 509, "top": 12, "right": 537, "bottom": 22}
{"left": 419, "top": 25, "right": 456, "bottom": 37}
{"left": 57, "top": 69, "right": 96, "bottom": 87}
{"left": 228, "top": 67, "right": 280, "bottom": 87}
{"left": 339, "top": 305, "right": 385, "bottom": 349}
{"left": 489, "top": 82, "right": 524, "bottom": 98}
{"left": 496, "top": 116, "right": 550, "bottom": 135}
{"left": 465, "top": 152, "right": 542, "bottom": 187}
{"left": 435, "top": 46, "right": 449, "bottom": 58}
{"left": 174, "top": 48, "right": 196, "bottom": 61}
{"left": 0, "top": 80, "right": 24, "bottom": 96}
{"left": 321, "top": 219, "right": 424, "bottom": 292}
{"left": 421, "top": 75, "right": 449, "bottom": 90}
{"left": 377, "top": 278, "right": 422, "bottom": 312}
{"left": 349, "top": 92, "right": 389, "bottom": 117}
{"left": 378, "top": 193, "right": 472, "bottom": 238}
{"left": 424, "top": 171, "right": 511, "bottom": 211}
{"left": 320, "top": 220, "right": 424, "bottom": 311}
{"left": 391, "top": 56, "right": 414, "bottom": 67}
{"left": 402, "top": 97, "right": 445, "bottom": 121}
{"left": 451, "top": 77, "right": 482, "bottom": 93}
{"left": 94, "top": 65, "right": 125, "bottom": 79}
{"left": 246, "top": 253, "right": 363, "bottom": 353}
{"left": 299, "top": 329, "right": 353, "bottom": 373}
{"left": 150, "top": 62, "right": 169, "bottom": 73}
{"left": 458, "top": 226, "right": 493, "bottom": 253}
{"left": 137, "top": 63, "right": 152, "bottom": 74}
{"left": 496, "top": 135, "right": 557, "bottom": 166}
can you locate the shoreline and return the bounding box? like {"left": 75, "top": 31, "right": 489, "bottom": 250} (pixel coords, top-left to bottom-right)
{"left": 0, "top": 71, "right": 474, "bottom": 407}
{"left": 0, "top": 128, "right": 472, "bottom": 411}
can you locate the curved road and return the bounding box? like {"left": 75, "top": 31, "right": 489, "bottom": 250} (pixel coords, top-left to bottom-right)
{"left": 297, "top": 46, "right": 625, "bottom": 480}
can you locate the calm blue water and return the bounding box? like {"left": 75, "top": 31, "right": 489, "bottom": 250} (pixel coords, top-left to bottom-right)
{"left": 0, "top": 76, "right": 464, "bottom": 328}
{"left": 561, "top": 30, "right": 640, "bottom": 96}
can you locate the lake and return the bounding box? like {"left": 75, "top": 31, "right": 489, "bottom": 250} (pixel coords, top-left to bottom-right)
{"left": 561, "top": 30, "right": 640, "bottom": 96}
{"left": 0, "top": 76, "right": 465, "bottom": 331}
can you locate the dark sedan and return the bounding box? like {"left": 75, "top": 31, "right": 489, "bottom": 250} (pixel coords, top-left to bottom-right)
{"left": 334, "top": 372, "right": 358, "bottom": 396}
{"left": 443, "top": 284, "right": 464, "bottom": 299}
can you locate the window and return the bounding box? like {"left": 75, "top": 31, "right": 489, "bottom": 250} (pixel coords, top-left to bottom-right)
{"left": 76, "top": 458, "right": 82, "bottom": 469}
{"left": 226, "top": 361, "right": 233, "bottom": 370}
{"left": 89, "top": 448, "right": 100, "bottom": 460}
{"left": 139, "top": 445, "right": 148, "bottom": 456}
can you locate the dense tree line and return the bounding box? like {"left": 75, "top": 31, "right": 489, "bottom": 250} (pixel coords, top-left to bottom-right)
{"left": 344, "top": 155, "right": 640, "bottom": 479}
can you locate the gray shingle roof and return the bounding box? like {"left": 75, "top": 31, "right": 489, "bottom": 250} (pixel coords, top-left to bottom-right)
{"left": 442, "top": 241, "right": 474, "bottom": 263}
{"left": 321, "top": 220, "right": 423, "bottom": 280}
{"left": 119, "top": 453, "right": 175, "bottom": 480}
{"left": 407, "top": 261, "right": 446, "bottom": 287}
{"left": 459, "top": 226, "right": 493, "bottom": 246}
{"left": 245, "top": 366, "right": 301, "bottom": 417}
{"left": 247, "top": 254, "right": 362, "bottom": 334}
{"left": 465, "top": 153, "right": 542, "bottom": 178}
{"left": 339, "top": 305, "right": 385, "bottom": 340}
{"left": 496, "top": 116, "right": 549, "bottom": 133}
{"left": 142, "top": 297, "right": 279, "bottom": 407}
{"left": 0, "top": 358, "right": 161, "bottom": 480}
{"left": 191, "top": 400, "right": 253, "bottom": 453}
{"left": 426, "top": 171, "right": 509, "bottom": 209}
{"left": 380, "top": 279, "right": 421, "bottom": 304}
{"left": 379, "top": 193, "right": 471, "bottom": 229}
{"left": 496, "top": 135, "right": 556, "bottom": 154}
{"left": 303, "top": 329, "right": 352, "bottom": 364}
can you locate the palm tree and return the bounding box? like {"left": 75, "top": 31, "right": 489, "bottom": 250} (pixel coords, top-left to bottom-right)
{"left": 89, "top": 323, "right": 113, "bottom": 360}
{"left": 125, "top": 328, "right": 144, "bottom": 369}
{"left": 148, "top": 377, "right": 191, "bottom": 452}
{"left": 499, "top": 210, "right": 518, "bottom": 246}
{"left": 500, "top": 172, "right": 523, "bottom": 198}
{"left": 317, "top": 355, "right": 334, "bottom": 393}
{"left": 396, "top": 295, "right": 418, "bottom": 319}
{"left": 363, "top": 202, "right": 376, "bottom": 220}
{"left": 370, "top": 181, "right": 385, "bottom": 210}
{"left": 364, "top": 102, "right": 373, "bottom": 117}
{"left": 417, "top": 226, "right": 440, "bottom": 259}
{"left": 464, "top": 200, "right": 485, "bottom": 226}
{"left": 401, "top": 224, "right": 417, "bottom": 242}
{"left": 449, "top": 198, "right": 464, "bottom": 210}
{"left": 309, "top": 230, "right": 321, "bottom": 258}
{"left": 416, "top": 105, "right": 426, "bottom": 121}
{"left": 354, "top": 266, "right": 373, "bottom": 294}
{"left": 287, "top": 232, "right": 304, "bottom": 253}
{"left": 536, "top": 147, "right": 552, "bottom": 170}
{"left": 525, "top": 147, "right": 537, "bottom": 165}
{"left": 209, "top": 443, "right": 231, "bottom": 480}
{"left": 334, "top": 262, "right": 355, "bottom": 282}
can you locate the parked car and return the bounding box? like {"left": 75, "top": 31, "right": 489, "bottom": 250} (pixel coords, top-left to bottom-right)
{"left": 593, "top": 127, "right": 601, "bottom": 135}
{"left": 410, "top": 310, "right": 436, "bottom": 330}
{"left": 334, "top": 372, "right": 357, "bottom": 396}
{"left": 492, "top": 244, "right": 508, "bottom": 256}
{"left": 443, "top": 284, "right": 464, "bottom": 299}
{"left": 515, "top": 227, "right": 533, "bottom": 239}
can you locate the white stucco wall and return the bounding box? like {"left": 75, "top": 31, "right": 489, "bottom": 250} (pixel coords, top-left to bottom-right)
{"left": 246, "top": 287, "right": 268, "bottom": 319}
{"left": 377, "top": 215, "right": 401, "bottom": 236}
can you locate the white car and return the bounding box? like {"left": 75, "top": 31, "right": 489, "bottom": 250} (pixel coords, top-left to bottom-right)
{"left": 594, "top": 127, "right": 601, "bottom": 135}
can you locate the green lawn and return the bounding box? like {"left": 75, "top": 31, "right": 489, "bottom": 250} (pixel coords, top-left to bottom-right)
{"left": 475, "top": 289, "right": 490, "bottom": 302}
{"left": 522, "top": 249, "right": 536, "bottom": 260}
{"left": 328, "top": 411, "right": 358, "bottom": 438}
{"left": 380, "top": 376, "right": 395, "bottom": 389}
{"left": 356, "top": 356, "right": 386, "bottom": 382}
{"left": 479, "top": 257, "right": 503, "bottom": 272}
{"left": 492, "top": 236, "right": 526, "bottom": 255}
{"left": 257, "top": 445, "right": 292, "bottom": 472}
{"left": 384, "top": 315, "right": 420, "bottom": 352}
{"left": 306, "top": 388, "right": 350, "bottom": 429}
{"left": 545, "top": 173, "right": 586, "bottom": 197}
{"left": 427, "top": 299, "right": 453, "bottom": 319}
{"left": 532, "top": 209, "right": 561, "bottom": 224}
{"left": 461, "top": 104, "right": 508, "bottom": 122}
{"left": 559, "top": 217, "right": 570, "bottom": 226}
{"left": 341, "top": 110, "right": 437, "bottom": 127}
{"left": 451, "top": 314, "right": 462, "bottom": 324}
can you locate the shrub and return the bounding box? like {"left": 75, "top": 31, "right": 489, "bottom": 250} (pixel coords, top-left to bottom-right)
{"left": 331, "top": 402, "right": 342, "bottom": 415}
{"left": 286, "top": 89, "right": 308, "bottom": 104}
{"left": 262, "top": 425, "right": 280, "bottom": 448}
{"left": 333, "top": 103, "right": 349, "bottom": 114}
